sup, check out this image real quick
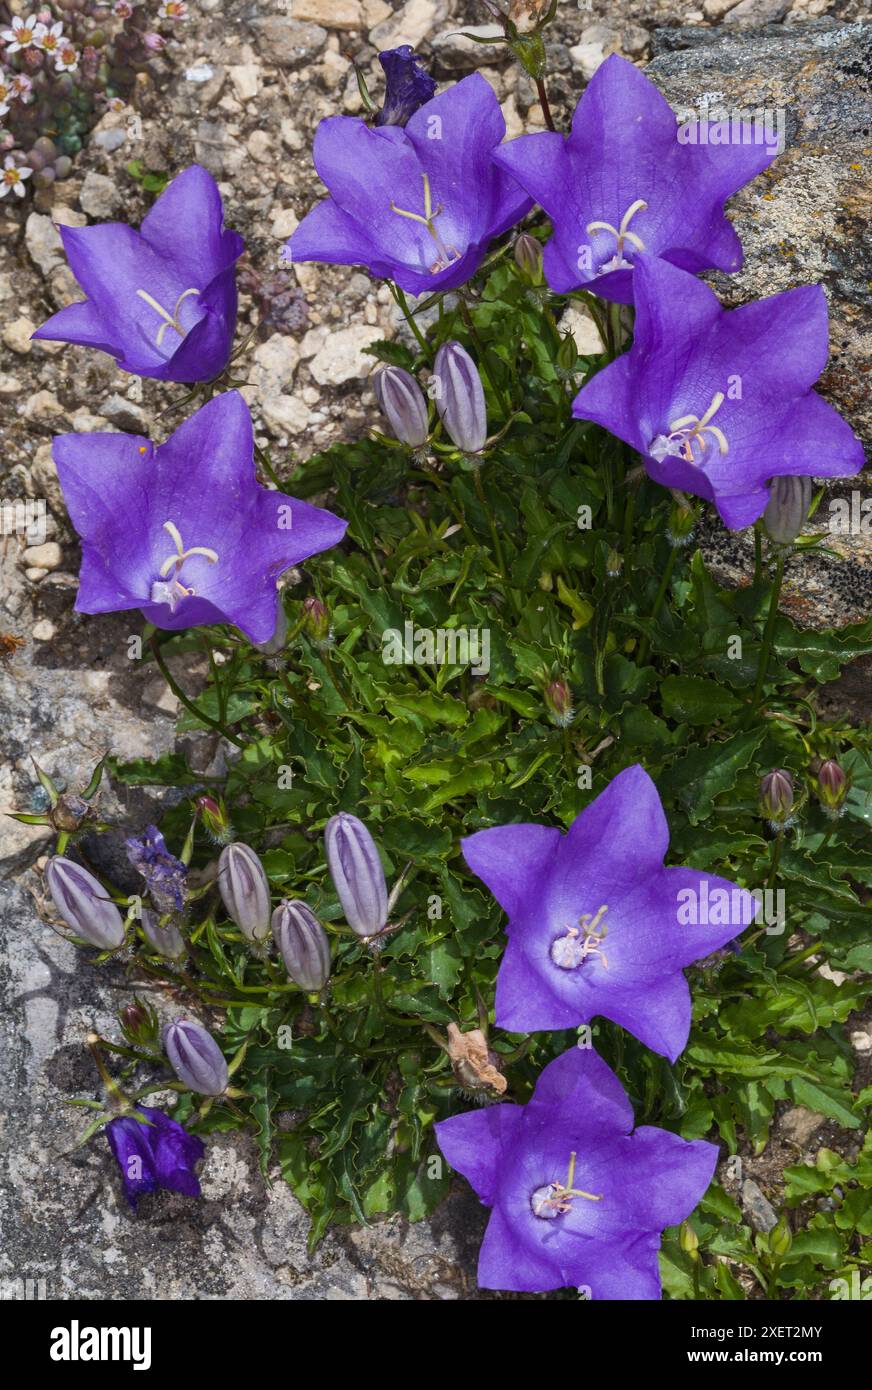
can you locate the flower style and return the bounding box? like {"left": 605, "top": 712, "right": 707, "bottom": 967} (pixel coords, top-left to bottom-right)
{"left": 435, "top": 1045, "right": 717, "bottom": 1295}
{"left": 375, "top": 45, "right": 436, "bottom": 127}
{"left": 51, "top": 391, "right": 348, "bottom": 644}
{"left": 126, "top": 825, "right": 188, "bottom": 914}
{"left": 491, "top": 54, "right": 779, "bottom": 302}
{"left": 1, "top": 14, "right": 39, "bottom": 53}
{"left": 285, "top": 73, "right": 532, "bottom": 295}
{"left": 1, "top": 155, "right": 32, "bottom": 198}
{"left": 32, "top": 165, "right": 244, "bottom": 383}
{"left": 571, "top": 255, "right": 865, "bottom": 529}
{"left": 106, "top": 1106, "right": 205, "bottom": 1209}
{"left": 461, "top": 764, "right": 756, "bottom": 1060}
{"left": 34, "top": 20, "right": 64, "bottom": 56}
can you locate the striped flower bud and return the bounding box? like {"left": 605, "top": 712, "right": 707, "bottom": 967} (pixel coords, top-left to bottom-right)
{"left": 140, "top": 908, "right": 186, "bottom": 961}
{"left": 760, "top": 769, "right": 794, "bottom": 824}
{"left": 163, "top": 1018, "right": 228, "bottom": 1096}
{"left": 763, "top": 475, "right": 812, "bottom": 546}
{"left": 217, "top": 842, "right": 271, "bottom": 942}
{"left": 514, "top": 232, "right": 544, "bottom": 286}
{"left": 45, "top": 856, "right": 125, "bottom": 950}
{"left": 324, "top": 812, "right": 388, "bottom": 938}
{"left": 433, "top": 341, "right": 487, "bottom": 453}
{"left": 373, "top": 365, "right": 429, "bottom": 447}
{"left": 817, "top": 759, "right": 848, "bottom": 816}
{"left": 272, "top": 900, "right": 331, "bottom": 991}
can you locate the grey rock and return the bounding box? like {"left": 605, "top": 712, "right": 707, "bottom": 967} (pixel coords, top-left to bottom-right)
{"left": 251, "top": 18, "right": 328, "bottom": 69}
{"left": 725, "top": 0, "right": 792, "bottom": 22}
{"left": 742, "top": 1177, "right": 779, "bottom": 1232}
{"left": 100, "top": 394, "right": 149, "bottom": 433}
{"left": 79, "top": 172, "right": 122, "bottom": 220}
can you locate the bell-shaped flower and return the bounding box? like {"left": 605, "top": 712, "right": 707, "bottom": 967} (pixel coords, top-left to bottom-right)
{"left": 106, "top": 1106, "right": 205, "bottom": 1209}
{"left": 52, "top": 391, "right": 347, "bottom": 644}
{"left": 285, "top": 73, "right": 532, "bottom": 295}
{"left": 491, "top": 54, "right": 779, "bottom": 302}
{"left": 32, "top": 165, "right": 243, "bottom": 382}
{"left": 435, "top": 1045, "right": 717, "bottom": 1296}
{"left": 571, "top": 256, "right": 864, "bottom": 529}
{"left": 461, "top": 764, "right": 757, "bottom": 1061}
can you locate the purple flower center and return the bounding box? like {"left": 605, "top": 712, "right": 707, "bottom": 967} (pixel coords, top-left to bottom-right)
{"left": 149, "top": 520, "right": 219, "bottom": 612}
{"left": 550, "top": 903, "right": 609, "bottom": 971}
{"left": 389, "top": 173, "right": 462, "bottom": 275}
{"left": 135, "top": 285, "right": 201, "bottom": 355}
{"left": 649, "top": 391, "right": 729, "bottom": 467}
{"left": 586, "top": 199, "right": 647, "bottom": 274}
{"left": 530, "top": 1151, "right": 603, "bottom": 1219}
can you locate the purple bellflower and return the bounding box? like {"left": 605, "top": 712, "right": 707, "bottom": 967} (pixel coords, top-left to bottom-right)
{"left": 105, "top": 1106, "right": 205, "bottom": 1209}
{"left": 491, "top": 54, "right": 779, "bottom": 302}
{"left": 52, "top": 391, "right": 347, "bottom": 644}
{"left": 126, "top": 824, "right": 188, "bottom": 914}
{"left": 375, "top": 45, "right": 436, "bottom": 127}
{"left": 571, "top": 256, "right": 865, "bottom": 529}
{"left": 435, "top": 1045, "right": 717, "bottom": 1296}
{"left": 32, "top": 165, "right": 243, "bottom": 382}
{"left": 462, "top": 764, "right": 756, "bottom": 1061}
{"left": 285, "top": 73, "right": 532, "bottom": 295}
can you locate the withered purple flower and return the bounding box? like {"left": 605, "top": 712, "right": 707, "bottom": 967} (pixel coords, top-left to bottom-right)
{"left": 106, "top": 1106, "right": 205, "bottom": 1209}
{"left": 126, "top": 825, "right": 188, "bottom": 914}
{"left": 375, "top": 45, "right": 436, "bottom": 127}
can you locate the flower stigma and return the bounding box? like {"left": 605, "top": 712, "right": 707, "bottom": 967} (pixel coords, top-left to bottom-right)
{"left": 649, "top": 392, "right": 729, "bottom": 466}
{"left": 390, "top": 173, "right": 461, "bottom": 274}
{"left": 530, "top": 1151, "right": 603, "bottom": 1219}
{"left": 550, "top": 903, "right": 609, "bottom": 971}
{"left": 149, "top": 520, "right": 218, "bottom": 612}
{"left": 135, "top": 287, "right": 201, "bottom": 349}
{"left": 586, "top": 199, "right": 647, "bottom": 273}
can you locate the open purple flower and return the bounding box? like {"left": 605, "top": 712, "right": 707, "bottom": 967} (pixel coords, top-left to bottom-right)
{"left": 435, "top": 1045, "right": 717, "bottom": 1295}
{"left": 375, "top": 45, "right": 436, "bottom": 127}
{"left": 462, "top": 764, "right": 756, "bottom": 1061}
{"left": 32, "top": 165, "right": 243, "bottom": 382}
{"left": 571, "top": 256, "right": 865, "bottom": 529}
{"left": 52, "top": 391, "right": 347, "bottom": 643}
{"left": 491, "top": 54, "right": 779, "bottom": 302}
{"left": 285, "top": 73, "right": 532, "bottom": 295}
{"left": 126, "top": 825, "right": 188, "bottom": 914}
{"left": 105, "top": 1106, "right": 205, "bottom": 1209}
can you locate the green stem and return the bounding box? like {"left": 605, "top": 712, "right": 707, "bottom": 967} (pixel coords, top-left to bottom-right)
{"left": 744, "top": 554, "right": 785, "bottom": 726}
{"left": 622, "top": 485, "right": 635, "bottom": 581}
{"left": 388, "top": 281, "right": 431, "bottom": 359}
{"left": 535, "top": 76, "right": 556, "bottom": 133}
{"left": 149, "top": 636, "right": 246, "bottom": 748}
{"left": 767, "top": 830, "right": 784, "bottom": 891}
{"left": 637, "top": 548, "right": 676, "bottom": 665}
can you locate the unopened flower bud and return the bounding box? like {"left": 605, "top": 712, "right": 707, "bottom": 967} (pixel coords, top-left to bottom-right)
{"left": 303, "top": 595, "right": 330, "bottom": 642}
{"left": 763, "top": 475, "right": 812, "bottom": 547}
{"left": 433, "top": 341, "right": 487, "bottom": 453}
{"left": 163, "top": 1018, "right": 228, "bottom": 1096}
{"left": 120, "top": 996, "right": 158, "bottom": 1046}
{"left": 140, "top": 908, "right": 186, "bottom": 960}
{"left": 667, "top": 498, "right": 696, "bottom": 548}
{"left": 760, "top": 769, "right": 794, "bottom": 824}
{"left": 217, "top": 843, "right": 271, "bottom": 942}
{"left": 324, "top": 812, "right": 388, "bottom": 938}
{"left": 817, "top": 758, "right": 848, "bottom": 816}
{"left": 605, "top": 548, "right": 623, "bottom": 578}
{"left": 769, "top": 1213, "right": 792, "bottom": 1258}
{"left": 373, "top": 365, "right": 429, "bottom": 447}
{"left": 556, "top": 332, "right": 577, "bottom": 374}
{"left": 544, "top": 678, "right": 573, "bottom": 728}
{"left": 272, "top": 900, "right": 331, "bottom": 991}
{"left": 679, "top": 1221, "right": 699, "bottom": 1255}
{"left": 46, "top": 856, "right": 125, "bottom": 950}
{"left": 196, "top": 794, "right": 232, "bottom": 845}
{"left": 514, "top": 232, "right": 543, "bottom": 285}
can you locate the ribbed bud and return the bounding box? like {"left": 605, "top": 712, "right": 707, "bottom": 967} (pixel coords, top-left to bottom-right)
{"left": 432, "top": 341, "right": 487, "bottom": 453}
{"left": 140, "top": 908, "right": 186, "bottom": 960}
{"left": 45, "top": 856, "right": 126, "bottom": 950}
{"left": 163, "top": 1018, "right": 228, "bottom": 1096}
{"left": 272, "top": 900, "right": 331, "bottom": 990}
{"left": 760, "top": 769, "right": 794, "bottom": 824}
{"left": 217, "top": 843, "right": 271, "bottom": 942}
{"left": 303, "top": 595, "right": 330, "bottom": 642}
{"left": 817, "top": 758, "right": 848, "bottom": 815}
{"left": 324, "top": 812, "right": 388, "bottom": 938}
{"left": 544, "top": 678, "right": 574, "bottom": 728}
{"left": 763, "top": 475, "right": 812, "bottom": 546}
{"left": 196, "top": 795, "right": 232, "bottom": 846}
{"left": 373, "top": 365, "right": 429, "bottom": 447}
{"left": 514, "top": 232, "right": 544, "bottom": 285}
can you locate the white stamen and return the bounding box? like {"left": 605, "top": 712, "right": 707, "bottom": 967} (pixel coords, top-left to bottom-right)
{"left": 661, "top": 391, "right": 729, "bottom": 465}
{"left": 550, "top": 905, "right": 609, "bottom": 971}
{"left": 586, "top": 199, "right": 648, "bottom": 271}
{"left": 136, "top": 286, "right": 200, "bottom": 348}
{"left": 390, "top": 172, "right": 461, "bottom": 275}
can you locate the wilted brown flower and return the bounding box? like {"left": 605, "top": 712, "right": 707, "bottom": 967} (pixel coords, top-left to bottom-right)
{"left": 446, "top": 1023, "right": 507, "bottom": 1096}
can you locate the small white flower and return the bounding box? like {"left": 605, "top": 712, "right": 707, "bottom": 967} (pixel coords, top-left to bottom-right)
{"left": 34, "top": 20, "right": 64, "bottom": 54}
{"left": 10, "top": 73, "right": 34, "bottom": 103}
{"left": 113, "top": 0, "right": 134, "bottom": 17}
{"left": 0, "top": 69, "right": 10, "bottom": 116}
{"left": 1, "top": 156, "right": 33, "bottom": 199}
{"left": 157, "top": 0, "right": 188, "bottom": 17}
{"left": 54, "top": 44, "right": 79, "bottom": 73}
{"left": 0, "top": 14, "right": 39, "bottom": 53}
